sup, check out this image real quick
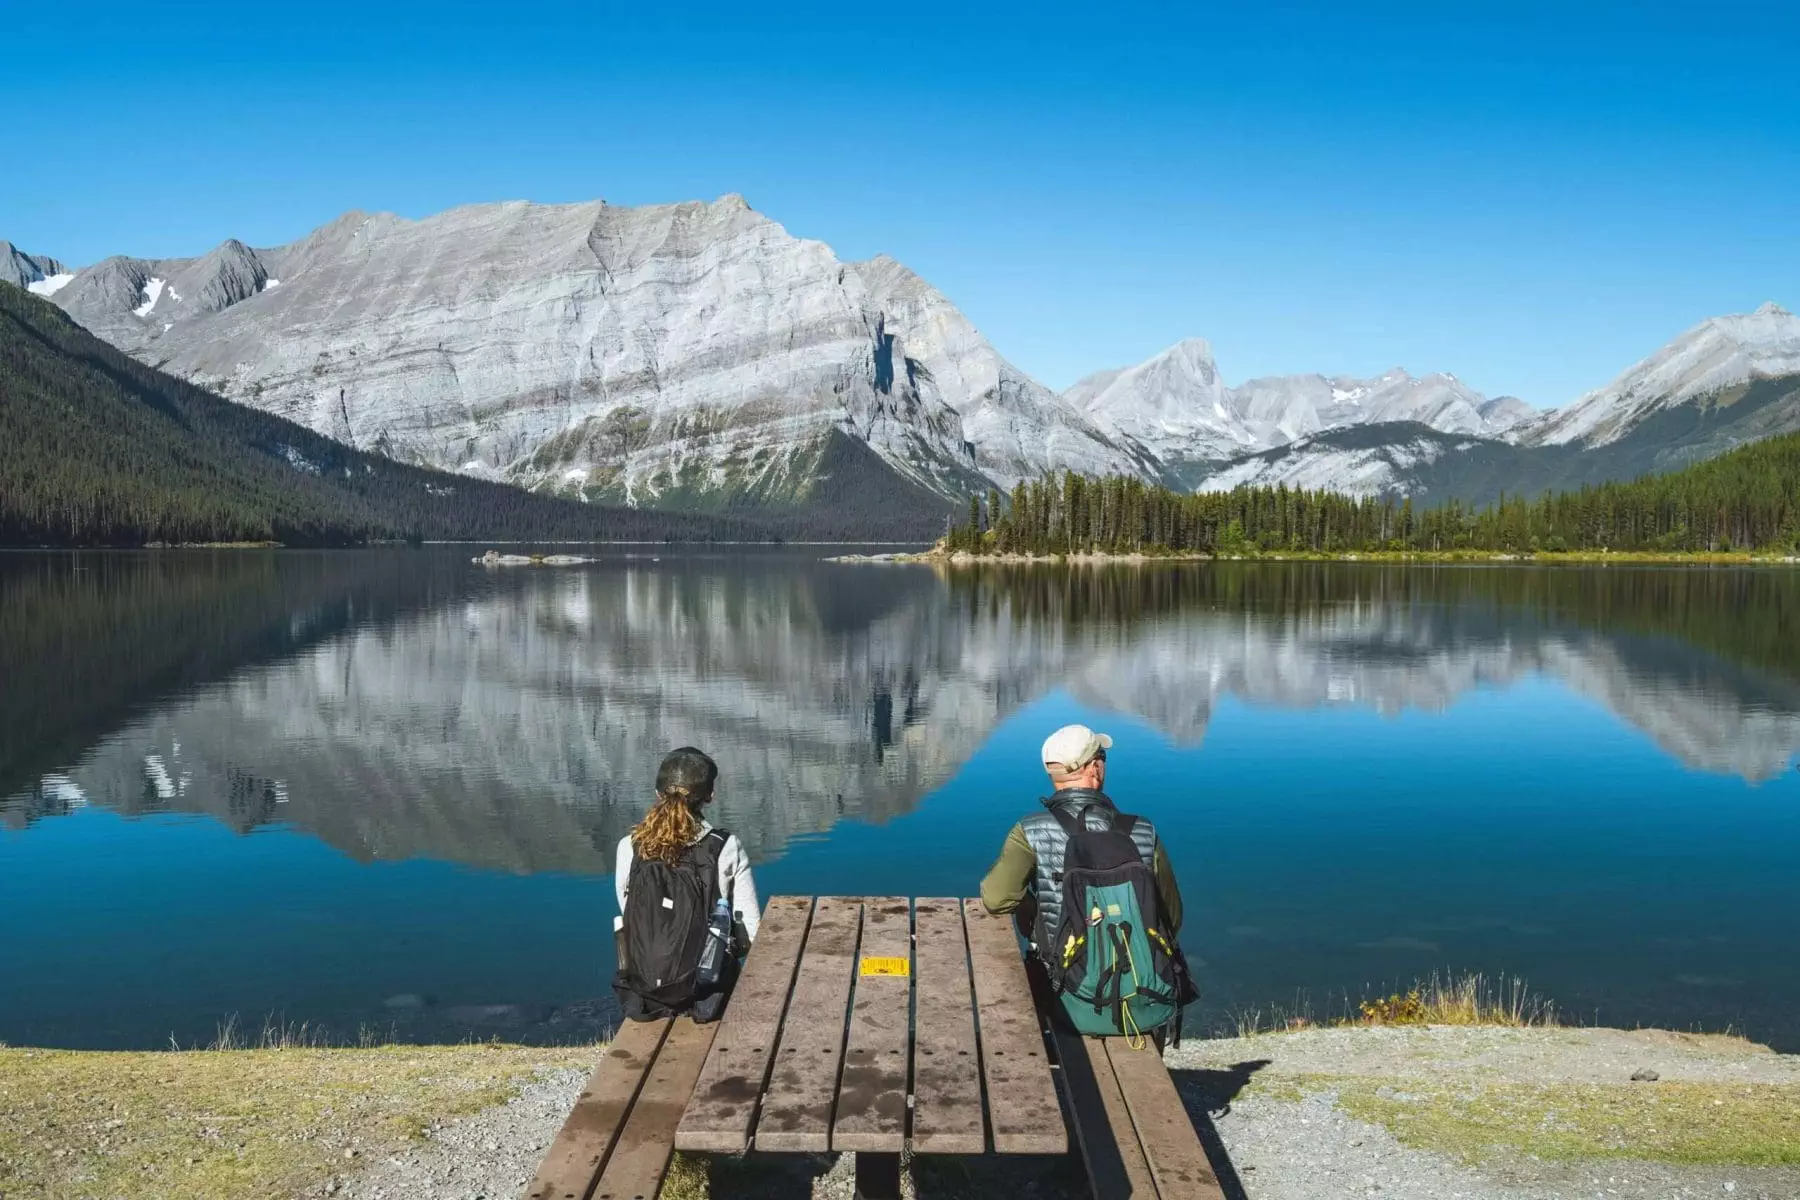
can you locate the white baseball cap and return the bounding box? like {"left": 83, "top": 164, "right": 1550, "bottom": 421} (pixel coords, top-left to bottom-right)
{"left": 1041, "top": 723, "right": 1113, "bottom": 772}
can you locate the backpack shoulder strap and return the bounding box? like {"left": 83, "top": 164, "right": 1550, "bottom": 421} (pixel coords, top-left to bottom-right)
{"left": 1111, "top": 812, "right": 1138, "bottom": 838}
{"left": 689, "top": 828, "right": 726, "bottom": 862}
{"left": 1049, "top": 803, "right": 1092, "bottom": 839}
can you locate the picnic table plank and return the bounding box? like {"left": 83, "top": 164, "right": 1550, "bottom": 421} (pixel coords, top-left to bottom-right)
{"left": 832, "top": 897, "right": 913, "bottom": 1152}
{"left": 590, "top": 1017, "right": 719, "bottom": 1200}
{"left": 523, "top": 1016, "right": 671, "bottom": 1200}
{"left": 1064, "top": 1033, "right": 1159, "bottom": 1199}
{"left": 909, "top": 897, "right": 985, "bottom": 1155}
{"left": 753, "top": 896, "right": 863, "bottom": 1152}
{"left": 1105, "top": 1040, "right": 1225, "bottom": 1199}
{"left": 674, "top": 896, "right": 814, "bottom": 1154}
{"left": 961, "top": 899, "right": 1067, "bottom": 1155}
{"left": 1020, "top": 948, "right": 1155, "bottom": 1198}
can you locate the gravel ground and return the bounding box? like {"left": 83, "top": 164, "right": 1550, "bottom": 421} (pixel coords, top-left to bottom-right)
{"left": 1197, "top": 1088, "right": 1800, "bottom": 1200}
{"left": 1169, "top": 1027, "right": 1800, "bottom": 1200}
{"left": 1164, "top": 1026, "right": 1800, "bottom": 1087}
{"left": 329, "top": 1028, "right": 1800, "bottom": 1200}
{"left": 328, "top": 1067, "right": 591, "bottom": 1200}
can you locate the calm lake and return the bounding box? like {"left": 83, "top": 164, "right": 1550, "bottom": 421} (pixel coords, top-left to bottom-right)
{"left": 4, "top": 550, "right": 1799, "bottom": 1051}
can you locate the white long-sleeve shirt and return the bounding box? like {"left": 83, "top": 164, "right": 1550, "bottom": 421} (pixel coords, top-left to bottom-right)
{"left": 614, "top": 820, "right": 762, "bottom": 942}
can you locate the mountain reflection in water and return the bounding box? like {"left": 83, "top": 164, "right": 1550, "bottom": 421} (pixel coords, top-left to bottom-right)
{"left": 6, "top": 555, "right": 1797, "bottom": 866}
{"left": 2, "top": 551, "right": 1798, "bottom": 1050}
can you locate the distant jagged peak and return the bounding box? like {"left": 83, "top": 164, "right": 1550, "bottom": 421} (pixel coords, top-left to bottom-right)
{"left": 180, "top": 238, "right": 270, "bottom": 314}
{"left": 49, "top": 254, "right": 154, "bottom": 319}
{"left": 1083, "top": 337, "right": 1224, "bottom": 401}
{"left": 1753, "top": 300, "right": 1790, "bottom": 317}
{"left": 0, "top": 241, "right": 70, "bottom": 290}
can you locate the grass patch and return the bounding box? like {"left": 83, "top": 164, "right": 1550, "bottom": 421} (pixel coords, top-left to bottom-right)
{"left": 660, "top": 1151, "right": 711, "bottom": 1200}
{"left": 1324, "top": 1077, "right": 1800, "bottom": 1167}
{"left": 0, "top": 1043, "right": 591, "bottom": 1200}
{"left": 1231, "top": 972, "right": 1558, "bottom": 1036}
{"left": 1352, "top": 972, "right": 1557, "bottom": 1028}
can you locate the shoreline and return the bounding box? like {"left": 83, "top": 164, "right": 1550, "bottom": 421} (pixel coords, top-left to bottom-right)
{"left": 4, "top": 1025, "right": 1793, "bottom": 1199}
{"left": 829, "top": 547, "right": 1800, "bottom": 566}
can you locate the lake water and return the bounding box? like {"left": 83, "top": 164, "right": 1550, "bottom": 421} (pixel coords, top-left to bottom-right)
{"left": 4, "top": 550, "right": 1799, "bottom": 1051}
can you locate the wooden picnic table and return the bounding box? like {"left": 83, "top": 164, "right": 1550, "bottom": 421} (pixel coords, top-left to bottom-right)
{"left": 525, "top": 895, "right": 1219, "bottom": 1200}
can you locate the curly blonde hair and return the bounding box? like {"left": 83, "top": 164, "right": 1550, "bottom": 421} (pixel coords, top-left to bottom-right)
{"left": 632, "top": 747, "right": 717, "bottom": 865}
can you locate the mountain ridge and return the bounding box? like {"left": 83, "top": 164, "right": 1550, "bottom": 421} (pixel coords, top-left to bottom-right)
{"left": 10, "top": 197, "right": 1797, "bottom": 507}
{"left": 18, "top": 197, "right": 1136, "bottom": 519}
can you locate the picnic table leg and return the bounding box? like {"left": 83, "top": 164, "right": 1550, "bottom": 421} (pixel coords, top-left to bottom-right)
{"left": 852, "top": 1151, "right": 902, "bottom": 1200}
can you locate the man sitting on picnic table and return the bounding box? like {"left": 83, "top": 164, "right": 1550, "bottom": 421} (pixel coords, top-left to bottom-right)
{"left": 980, "top": 724, "right": 1193, "bottom": 1042}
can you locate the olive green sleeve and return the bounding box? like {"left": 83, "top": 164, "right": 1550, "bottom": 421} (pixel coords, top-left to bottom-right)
{"left": 979, "top": 824, "right": 1035, "bottom": 914}
{"left": 1152, "top": 841, "right": 1184, "bottom": 934}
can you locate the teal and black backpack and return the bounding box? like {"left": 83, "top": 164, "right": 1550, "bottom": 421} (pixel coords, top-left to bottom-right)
{"left": 1046, "top": 806, "right": 1192, "bottom": 1041}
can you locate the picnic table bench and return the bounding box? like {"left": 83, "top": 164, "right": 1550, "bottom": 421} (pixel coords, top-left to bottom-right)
{"left": 523, "top": 896, "right": 1221, "bottom": 1200}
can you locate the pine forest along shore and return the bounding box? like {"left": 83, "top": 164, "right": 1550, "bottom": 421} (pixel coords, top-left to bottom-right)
{"left": 914, "top": 430, "right": 1800, "bottom": 563}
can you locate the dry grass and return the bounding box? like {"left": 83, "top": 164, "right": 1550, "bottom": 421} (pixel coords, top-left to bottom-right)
{"left": 1352, "top": 972, "right": 1557, "bottom": 1028}
{"left": 0, "top": 1043, "right": 591, "bottom": 1200}
{"left": 1232, "top": 972, "right": 1558, "bottom": 1037}
{"left": 196, "top": 1014, "right": 400, "bottom": 1052}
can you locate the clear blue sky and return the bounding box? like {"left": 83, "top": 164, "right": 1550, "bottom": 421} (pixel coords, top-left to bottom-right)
{"left": 5, "top": 1, "right": 1796, "bottom": 405}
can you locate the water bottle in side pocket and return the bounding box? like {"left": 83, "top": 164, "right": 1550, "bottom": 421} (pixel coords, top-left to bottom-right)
{"left": 694, "top": 898, "right": 731, "bottom": 989}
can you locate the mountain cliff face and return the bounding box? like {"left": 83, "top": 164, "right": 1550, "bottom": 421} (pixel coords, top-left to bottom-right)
{"left": 27, "top": 197, "right": 1135, "bottom": 517}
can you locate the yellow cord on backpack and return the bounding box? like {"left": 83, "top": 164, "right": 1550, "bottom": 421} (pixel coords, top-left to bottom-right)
{"left": 1120, "top": 933, "right": 1147, "bottom": 1051}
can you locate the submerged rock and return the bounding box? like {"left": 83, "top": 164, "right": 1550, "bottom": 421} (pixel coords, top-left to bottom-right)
{"left": 381, "top": 993, "right": 433, "bottom": 1011}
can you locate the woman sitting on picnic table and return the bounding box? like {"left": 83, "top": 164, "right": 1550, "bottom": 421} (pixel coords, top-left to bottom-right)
{"left": 613, "top": 747, "right": 761, "bottom": 1023}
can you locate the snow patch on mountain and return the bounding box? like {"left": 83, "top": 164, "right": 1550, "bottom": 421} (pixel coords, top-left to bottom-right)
{"left": 26, "top": 273, "right": 74, "bottom": 297}
{"left": 132, "top": 278, "right": 166, "bottom": 317}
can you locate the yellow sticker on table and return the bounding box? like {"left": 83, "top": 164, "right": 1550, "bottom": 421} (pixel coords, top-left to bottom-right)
{"left": 860, "top": 956, "right": 910, "bottom": 977}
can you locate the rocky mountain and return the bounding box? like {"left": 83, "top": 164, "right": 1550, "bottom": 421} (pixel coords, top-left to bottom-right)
{"left": 0, "top": 241, "right": 71, "bottom": 294}
{"left": 1182, "top": 305, "right": 1800, "bottom": 501}
{"left": 18, "top": 198, "right": 1138, "bottom": 522}
{"left": 14, "top": 192, "right": 1796, "bottom": 509}
{"left": 1196, "top": 373, "right": 1800, "bottom": 506}
{"left": 1520, "top": 302, "right": 1800, "bottom": 448}
{"left": 1068, "top": 338, "right": 1533, "bottom": 487}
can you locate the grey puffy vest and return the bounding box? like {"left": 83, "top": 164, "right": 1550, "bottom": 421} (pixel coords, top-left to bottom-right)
{"left": 1019, "top": 789, "right": 1159, "bottom": 954}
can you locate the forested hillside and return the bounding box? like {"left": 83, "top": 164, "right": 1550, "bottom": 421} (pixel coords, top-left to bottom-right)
{"left": 0, "top": 285, "right": 782, "bottom": 546}
{"left": 949, "top": 432, "right": 1800, "bottom": 555}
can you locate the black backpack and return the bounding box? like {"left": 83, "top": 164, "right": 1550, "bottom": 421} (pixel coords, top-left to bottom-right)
{"left": 613, "top": 828, "right": 728, "bottom": 1021}
{"left": 1047, "top": 806, "right": 1194, "bottom": 1042}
